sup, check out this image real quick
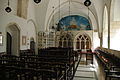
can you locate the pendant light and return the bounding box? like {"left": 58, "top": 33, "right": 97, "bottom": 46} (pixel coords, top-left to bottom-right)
{"left": 34, "top": 0, "right": 41, "bottom": 4}
{"left": 5, "top": 0, "right": 12, "bottom": 13}
{"left": 52, "top": 6, "right": 55, "bottom": 30}
{"left": 84, "top": 0, "right": 91, "bottom": 7}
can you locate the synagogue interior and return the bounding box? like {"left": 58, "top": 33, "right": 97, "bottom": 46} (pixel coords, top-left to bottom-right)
{"left": 0, "top": 0, "right": 120, "bottom": 80}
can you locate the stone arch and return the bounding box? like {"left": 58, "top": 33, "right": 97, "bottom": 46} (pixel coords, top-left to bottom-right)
{"left": 6, "top": 23, "right": 20, "bottom": 56}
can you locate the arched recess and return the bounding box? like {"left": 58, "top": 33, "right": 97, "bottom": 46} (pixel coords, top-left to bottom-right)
{"left": 30, "top": 37, "right": 35, "bottom": 53}
{"left": 74, "top": 33, "right": 91, "bottom": 51}
{"left": 6, "top": 23, "right": 20, "bottom": 56}
{"left": 103, "top": 6, "right": 108, "bottom": 48}
{"left": 27, "top": 19, "right": 37, "bottom": 49}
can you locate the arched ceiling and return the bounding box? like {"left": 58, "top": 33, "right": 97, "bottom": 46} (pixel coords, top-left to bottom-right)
{"left": 34, "top": 0, "right": 112, "bottom": 33}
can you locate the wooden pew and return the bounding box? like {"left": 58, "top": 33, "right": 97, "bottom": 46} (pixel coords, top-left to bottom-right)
{"left": 95, "top": 48, "right": 120, "bottom": 80}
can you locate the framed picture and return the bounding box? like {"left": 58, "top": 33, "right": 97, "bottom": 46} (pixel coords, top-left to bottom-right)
{"left": 22, "top": 36, "right": 26, "bottom": 45}
{"left": 0, "top": 35, "right": 3, "bottom": 46}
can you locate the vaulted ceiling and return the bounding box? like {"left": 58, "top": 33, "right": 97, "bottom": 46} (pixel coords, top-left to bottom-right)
{"left": 34, "top": 0, "right": 112, "bottom": 33}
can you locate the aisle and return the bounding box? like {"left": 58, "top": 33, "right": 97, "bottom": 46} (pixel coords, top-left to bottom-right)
{"left": 73, "top": 53, "right": 97, "bottom": 80}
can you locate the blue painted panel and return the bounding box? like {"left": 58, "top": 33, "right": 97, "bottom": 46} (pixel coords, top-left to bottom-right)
{"left": 58, "top": 15, "right": 92, "bottom": 31}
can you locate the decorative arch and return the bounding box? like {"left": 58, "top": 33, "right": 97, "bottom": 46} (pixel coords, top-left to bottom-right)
{"left": 74, "top": 33, "right": 91, "bottom": 51}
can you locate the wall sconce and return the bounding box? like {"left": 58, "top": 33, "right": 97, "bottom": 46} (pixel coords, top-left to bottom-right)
{"left": 0, "top": 32, "right": 3, "bottom": 46}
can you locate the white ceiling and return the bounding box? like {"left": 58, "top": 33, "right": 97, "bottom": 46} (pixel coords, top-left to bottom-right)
{"left": 34, "top": 0, "right": 112, "bottom": 32}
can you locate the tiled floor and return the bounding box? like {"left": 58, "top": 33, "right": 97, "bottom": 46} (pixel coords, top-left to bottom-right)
{"left": 73, "top": 65, "right": 97, "bottom": 80}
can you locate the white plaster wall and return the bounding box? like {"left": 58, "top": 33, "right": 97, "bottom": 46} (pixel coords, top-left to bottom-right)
{"left": 35, "top": 0, "right": 49, "bottom": 32}
{"left": 92, "top": 0, "right": 104, "bottom": 33}
{"left": 0, "top": 0, "right": 37, "bottom": 53}
{"left": 27, "top": 0, "right": 36, "bottom": 21}
{"left": 113, "top": 0, "right": 120, "bottom": 21}
{"left": 93, "top": 32, "right": 100, "bottom": 49}
{"left": 110, "top": 22, "right": 120, "bottom": 50}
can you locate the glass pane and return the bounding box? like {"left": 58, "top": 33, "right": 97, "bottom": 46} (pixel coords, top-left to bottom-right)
{"left": 81, "top": 41, "right": 85, "bottom": 49}
{"left": 86, "top": 41, "right": 90, "bottom": 49}
{"left": 76, "top": 41, "right": 80, "bottom": 49}
{"left": 59, "top": 41, "right": 62, "bottom": 47}
{"left": 79, "top": 35, "right": 82, "bottom": 38}
{"left": 63, "top": 41, "right": 67, "bottom": 47}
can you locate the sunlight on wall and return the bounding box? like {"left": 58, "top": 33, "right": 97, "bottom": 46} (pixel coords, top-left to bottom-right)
{"left": 110, "top": 27, "right": 120, "bottom": 50}
{"left": 114, "top": 0, "right": 120, "bottom": 21}
{"left": 93, "top": 32, "right": 100, "bottom": 49}
{"left": 110, "top": 0, "right": 120, "bottom": 50}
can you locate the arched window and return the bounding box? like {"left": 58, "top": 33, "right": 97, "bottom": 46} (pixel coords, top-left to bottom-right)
{"left": 103, "top": 6, "right": 108, "bottom": 48}
{"left": 75, "top": 34, "right": 91, "bottom": 50}
{"left": 58, "top": 33, "right": 72, "bottom": 48}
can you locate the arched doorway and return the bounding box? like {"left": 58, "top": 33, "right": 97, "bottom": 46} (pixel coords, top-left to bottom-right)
{"left": 6, "top": 32, "right": 12, "bottom": 54}
{"left": 30, "top": 37, "right": 35, "bottom": 53}
{"left": 6, "top": 24, "right": 20, "bottom": 55}
{"left": 75, "top": 34, "right": 91, "bottom": 51}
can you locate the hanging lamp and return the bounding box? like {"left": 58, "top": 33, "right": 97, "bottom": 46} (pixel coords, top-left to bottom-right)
{"left": 34, "top": 0, "right": 41, "bottom": 4}
{"left": 5, "top": 0, "right": 12, "bottom": 13}
{"left": 52, "top": 6, "right": 55, "bottom": 30}
{"left": 84, "top": 0, "right": 91, "bottom": 7}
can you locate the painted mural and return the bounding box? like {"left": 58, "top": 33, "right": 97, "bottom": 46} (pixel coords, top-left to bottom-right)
{"left": 57, "top": 15, "right": 92, "bottom": 31}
